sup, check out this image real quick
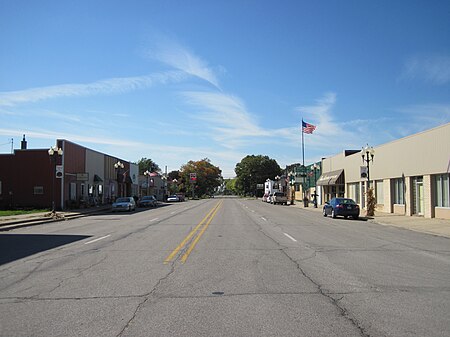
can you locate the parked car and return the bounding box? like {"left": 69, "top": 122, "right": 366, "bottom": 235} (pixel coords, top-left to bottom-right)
{"left": 271, "top": 192, "right": 288, "bottom": 205}
{"left": 266, "top": 193, "right": 274, "bottom": 203}
{"left": 176, "top": 193, "right": 185, "bottom": 201}
{"left": 112, "top": 197, "right": 136, "bottom": 212}
{"left": 167, "top": 195, "right": 180, "bottom": 202}
{"left": 138, "top": 195, "right": 158, "bottom": 207}
{"left": 323, "top": 197, "right": 359, "bottom": 219}
{"left": 262, "top": 193, "right": 269, "bottom": 202}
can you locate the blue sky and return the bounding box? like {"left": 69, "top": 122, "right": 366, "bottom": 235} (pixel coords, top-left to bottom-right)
{"left": 1, "top": 1, "right": 449, "bottom": 178}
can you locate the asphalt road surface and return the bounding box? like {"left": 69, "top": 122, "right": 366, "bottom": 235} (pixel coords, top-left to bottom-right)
{"left": 0, "top": 197, "right": 449, "bottom": 337}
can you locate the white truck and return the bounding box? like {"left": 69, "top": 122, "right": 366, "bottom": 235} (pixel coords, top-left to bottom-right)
{"left": 271, "top": 191, "right": 288, "bottom": 205}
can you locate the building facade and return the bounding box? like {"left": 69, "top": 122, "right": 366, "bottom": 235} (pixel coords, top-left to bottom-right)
{"left": 317, "top": 123, "right": 450, "bottom": 219}
{"left": 0, "top": 138, "right": 138, "bottom": 210}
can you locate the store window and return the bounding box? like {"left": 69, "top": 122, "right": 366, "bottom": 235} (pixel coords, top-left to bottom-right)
{"left": 33, "top": 186, "right": 44, "bottom": 195}
{"left": 435, "top": 174, "right": 449, "bottom": 207}
{"left": 375, "top": 180, "right": 384, "bottom": 205}
{"left": 392, "top": 178, "right": 404, "bottom": 204}
{"left": 347, "top": 182, "right": 360, "bottom": 203}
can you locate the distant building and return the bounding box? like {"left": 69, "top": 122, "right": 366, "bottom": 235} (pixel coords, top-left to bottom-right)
{"left": 0, "top": 138, "right": 138, "bottom": 210}
{"left": 317, "top": 123, "right": 450, "bottom": 219}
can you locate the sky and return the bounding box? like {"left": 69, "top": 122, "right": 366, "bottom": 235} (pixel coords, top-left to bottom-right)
{"left": 1, "top": 1, "right": 449, "bottom": 178}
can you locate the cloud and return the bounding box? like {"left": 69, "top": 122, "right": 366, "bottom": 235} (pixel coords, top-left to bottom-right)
{"left": 401, "top": 54, "right": 450, "bottom": 85}
{"left": 181, "top": 91, "right": 270, "bottom": 147}
{"left": 147, "top": 38, "right": 221, "bottom": 88}
{"left": 0, "top": 71, "right": 186, "bottom": 107}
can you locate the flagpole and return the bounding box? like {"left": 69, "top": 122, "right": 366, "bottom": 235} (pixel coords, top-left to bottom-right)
{"left": 301, "top": 119, "right": 305, "bottom": 168}
{"left": 301, "top": 119, "right": 306, "bottom": 202}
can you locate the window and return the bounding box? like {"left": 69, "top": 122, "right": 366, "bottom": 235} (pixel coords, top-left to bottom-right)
{"left": 375, "top": 180, "right": 384, "bottom": 205}
{"left": 347, "top": 183, "right": 360, "bottom": 203}
{"left": 34, "top": 186, "right": 44, "bottom": 195}
{"left": 392, "top": 178, "right": 404, "bottom": 204}
{"left": 70, "top": 183, "right": 76, "bottom": 201}
{"left": 435, "top": 174, "right": 449, "bottom": 207}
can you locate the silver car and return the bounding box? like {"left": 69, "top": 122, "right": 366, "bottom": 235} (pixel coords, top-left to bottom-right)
{"left": 112, "top": 197, "right": 136, "bottom": 212}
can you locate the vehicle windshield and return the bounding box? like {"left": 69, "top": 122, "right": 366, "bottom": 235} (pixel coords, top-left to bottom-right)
{"left": 116, "top": 198, "right": 129, "bottom": 203}
{"left": 142, "top": 196, "right": 153, "bottom": 200}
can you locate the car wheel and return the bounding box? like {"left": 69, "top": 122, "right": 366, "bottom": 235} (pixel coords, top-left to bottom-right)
{"left": 353, "top": 215, "right": 359, "bottom": 220}
{"left": 331, "top": 209, "right": 337, "bottom": 218}
{"left": 323, "top": 208, "right": 327, "bottom": 217}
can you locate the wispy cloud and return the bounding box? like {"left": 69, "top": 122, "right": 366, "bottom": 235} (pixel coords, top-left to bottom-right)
{"left": 0, "top": 71, "right": 186, "bottom": 107}
{"left": 147, "top": 37, "right": 221, "bottom": 88}
{"left": 181, "top": 91, "right": 270, "bottom": 149}
{"left": 401, "top": 54, "right": 450, "bottom": 85}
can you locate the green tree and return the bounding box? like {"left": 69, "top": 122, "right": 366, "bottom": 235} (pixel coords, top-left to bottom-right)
{"left": 136, "top": 158, "right": 160, "bottom": 175}
{"left": 180, "top": 158, "right": 222, "bottom": 197}
{"left": 235, "top": 155, "right": 281, "bottom": 196}
{"left": 223, "top": 178, "right": 238, "bottom": 195}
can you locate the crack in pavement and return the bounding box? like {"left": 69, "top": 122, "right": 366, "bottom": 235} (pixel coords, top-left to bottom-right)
{"left": 243, "top": 208, "right": 372, "bottom": 337}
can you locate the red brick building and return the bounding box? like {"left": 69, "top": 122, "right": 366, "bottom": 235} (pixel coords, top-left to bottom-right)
{"left": 0, "top": 137, "right": 138, "bottom": 210}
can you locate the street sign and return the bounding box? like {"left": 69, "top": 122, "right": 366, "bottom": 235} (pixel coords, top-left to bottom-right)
{"left": 56, "top": 165, "right": 63, "bottom": 179}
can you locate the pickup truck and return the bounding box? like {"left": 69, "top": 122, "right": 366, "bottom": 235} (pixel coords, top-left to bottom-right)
{"left": 271, "top": 192, "right": 288, "bottom": 205}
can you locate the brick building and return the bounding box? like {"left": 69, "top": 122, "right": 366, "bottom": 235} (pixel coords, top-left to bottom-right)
{"left": 0, "top": 137, "right": 138, "bottom": 210}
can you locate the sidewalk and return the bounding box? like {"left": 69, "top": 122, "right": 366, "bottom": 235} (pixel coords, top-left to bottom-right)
{"left": 0, "top": 206, "right": 111, "bottom": 231}
{"left": 289, "top": 201, "right": 450, "bottom": 239}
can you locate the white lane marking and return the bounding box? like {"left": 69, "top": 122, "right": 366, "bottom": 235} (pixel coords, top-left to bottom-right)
{"left": 251, "top": 210, "right": 255, "bottom": 213}
{"left": 85, "top": 235, "right": 111, "bottom": 245}
{"left": 261, "top": 217, "right": 267, "bottom": 221}
{"left": 283, "top": 233, "right": 297, "bottom": 242}
{"left": 150, "top": 218, "right": 159, "bottom": 222}
{"left": 171, "top": 211, "right": 176, "bottom": 214}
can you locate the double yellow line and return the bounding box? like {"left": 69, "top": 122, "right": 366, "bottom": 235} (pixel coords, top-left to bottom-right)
{"left": 164, "top": 200, "right": 222, "bottom": 264}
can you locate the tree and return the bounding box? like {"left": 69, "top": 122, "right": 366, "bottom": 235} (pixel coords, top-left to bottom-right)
{"left": 223, "top": 178, "right": 238, "bottom": 195}
{"left": 135, "top": 158, "right": 160, "bottom": 175}
{"left": 366, "top": 187, "right": 376, "bottom": 217}
{"left": 235, "top": 155, "right": 281, "bottom": 196}
{"left": 180, "top": 158, "right": 222, "bottom": 197}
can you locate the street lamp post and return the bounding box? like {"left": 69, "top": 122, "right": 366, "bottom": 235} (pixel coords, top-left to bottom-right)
{"left": 288, "top": 171, "right": 295, "bottom": 205}
{"left": 114, "top": 161, "right": 124, "bottom": 198}
{"left": 361, "top": 144, "right": 375, "bottom": 188}
{"left": 144, "top": 170, "right": 151, "bottom": 196}
{"left": 312, "top": 163, "right": 319, "bottom": 208}
{"left": 48, "top": 145, "right": 63, "bottom": 214}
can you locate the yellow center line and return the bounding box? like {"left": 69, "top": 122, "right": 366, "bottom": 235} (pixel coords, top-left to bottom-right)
{"left": 164, "top": 201, "right": 222, "bottom": 264}
{"left": 181, "top": 201, "right": 222, "bottom": 263}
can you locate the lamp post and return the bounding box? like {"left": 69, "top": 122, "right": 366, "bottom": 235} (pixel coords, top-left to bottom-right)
{"left": 288, "top": 171, "right": 295, "bottom": 205}
{"left": 361, "top": 144, "right": 375, "bottom": 189}
{"left": 312, "top": 163, "right": 319, "bottom": 208}
{"left": 144, "top": 170, "right": 151, "bottom": 196}
{"left": 114, "top": 161, "right": 124, "bottom": 198}
{"left": 48, "top": 145, "right": 63, "bottom": 213}
{"left": 161, "top": 175, "right": 167, "bottom": 201}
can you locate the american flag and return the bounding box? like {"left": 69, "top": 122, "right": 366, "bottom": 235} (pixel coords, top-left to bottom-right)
{"left": 302, "top": 120, "right": 316, "bottom": 134}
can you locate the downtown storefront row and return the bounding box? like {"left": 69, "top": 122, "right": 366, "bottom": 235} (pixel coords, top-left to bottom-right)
{"left": 0, "top": 139, "right": 139, "bottom": 210}
{"left": 316, "top": 123, "right": 450, "bottom": 219}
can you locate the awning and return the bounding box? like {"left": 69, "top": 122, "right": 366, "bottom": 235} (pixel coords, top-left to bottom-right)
{"left": 94, "top": 174, "right": 103, "bottom": 183}
{"left": 316, "top": 169, "right": 344, "bottom": 186}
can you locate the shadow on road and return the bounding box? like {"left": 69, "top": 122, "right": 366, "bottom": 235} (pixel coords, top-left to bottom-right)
{"left": 0, "top": 234, "right": 90, "bottom": 266}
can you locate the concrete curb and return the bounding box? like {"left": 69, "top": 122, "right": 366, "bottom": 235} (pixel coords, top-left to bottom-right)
{"left": 0, "top": 207, "right": 111, "bottom": 232}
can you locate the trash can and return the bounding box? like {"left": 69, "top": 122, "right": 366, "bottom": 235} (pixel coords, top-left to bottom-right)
{"left": 303, "top": 198, "right": 309, "bottom": 207}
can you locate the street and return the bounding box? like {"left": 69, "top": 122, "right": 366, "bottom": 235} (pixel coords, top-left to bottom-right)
{"left": 0, "top": 197, "right": 449, "bottom": 337}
